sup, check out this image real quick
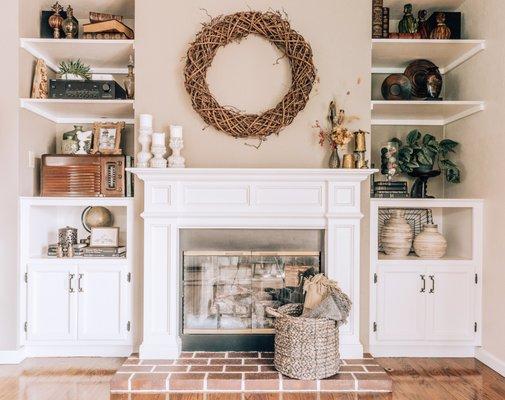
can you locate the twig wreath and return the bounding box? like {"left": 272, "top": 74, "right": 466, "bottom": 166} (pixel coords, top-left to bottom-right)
{"left": 184, "top": 11, "right": 317, "bottom": 139}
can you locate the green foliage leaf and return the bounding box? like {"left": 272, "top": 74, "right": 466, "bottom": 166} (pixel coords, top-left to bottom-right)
{"left": 422, "top": 133, "right": 436, "bottom": 145}
{"left": 406, "top": 130, "right": 421, "bottom": 145}
{"left": 439, "top": 139, "right": 459, "bottom": 155}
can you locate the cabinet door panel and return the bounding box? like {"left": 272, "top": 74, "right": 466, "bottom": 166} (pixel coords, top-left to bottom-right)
{"left": 376, "top": 266, "right": 426, "bottom": 341}
{"left": 27, "top": 265, "right": 77, "bottom": 341}
{"left": 77, "top": 265, "right": 128, "bottom": 341}
{"left": 427, "top": 266, "right": 475, "bottom": 341}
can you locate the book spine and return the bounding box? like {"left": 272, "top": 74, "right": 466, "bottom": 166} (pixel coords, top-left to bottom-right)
{"left": 81, "top": 253, "right": 126, "bottom": 258}
{"left": 372, "top": 0, "right": 384, "bottom": 39}
{"left": 382, "top": 7, "right": 390, "bottom": 38}
{"left": 126, "top": 156, "right": 133, "bottom": 197}
{"left": 82, "top": 32, "right": 128, "bottom": 40}
{"left": 374, "top": 182, "right": 407, "bottom": 187}
{"left": 373, "top": 193, "right": 409, "bottom": 198}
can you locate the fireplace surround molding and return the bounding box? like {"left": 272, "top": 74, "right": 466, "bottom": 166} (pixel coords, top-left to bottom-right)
{"left": 129, "top": 168, "right": 376, "bottom": 359}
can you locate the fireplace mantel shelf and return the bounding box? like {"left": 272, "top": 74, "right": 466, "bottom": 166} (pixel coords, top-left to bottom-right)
{"left": 128, "top": 168, "right": 377, "bottom": 182}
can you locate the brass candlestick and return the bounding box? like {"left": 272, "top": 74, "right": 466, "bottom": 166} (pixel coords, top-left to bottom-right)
{"left": 353, "top": 130, "right": 369, "bottom": 169}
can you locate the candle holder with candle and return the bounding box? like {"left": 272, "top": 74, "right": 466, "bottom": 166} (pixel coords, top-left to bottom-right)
{"left": 137, "top": 114, "right": 153, "bottom": 168}
{"left": 353, "top": 130, "right": 369, "bottom": 169}
{"left": 168, "top": 125, "right": 186, "bottom": 168}
{"left": 150, "top": 132, "right": 167, "bottom": 168}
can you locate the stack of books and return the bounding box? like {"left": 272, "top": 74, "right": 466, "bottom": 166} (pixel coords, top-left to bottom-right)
{"left": 373, "top": 181, "right": 409, "bottom": 198}
{"left": 83, "top": 12, "right": 134, "bottom": 40}
{"left": 47, "top": 243, "right": 87, "bottom": 257}
{"left": 82, "top": 246, "right": 126, "bottom": 258}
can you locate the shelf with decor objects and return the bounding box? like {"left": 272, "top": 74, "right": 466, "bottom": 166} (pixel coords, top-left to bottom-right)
{"left": 383, "top": 0, "right": 466, "bottom": 20}
{"left": 369, "top": 197, "right": 483, "bottom": 357}
{"left": 20, "top": 38, "right": 134, "bottom": 74}
{"left": 372, "top": 39, "right": 485, "bottom": 74}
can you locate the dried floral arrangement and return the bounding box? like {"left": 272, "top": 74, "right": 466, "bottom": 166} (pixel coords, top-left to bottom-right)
{"left": 184, "top": 11, "right": 317, "bottom": 139}
{"left": 316, "top": 101, "right": 353, "bottom": 150}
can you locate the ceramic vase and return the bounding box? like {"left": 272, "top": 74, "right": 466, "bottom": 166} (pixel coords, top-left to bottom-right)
{"left": 329, "top": 148, "right": 341, "bottom": 168}
{"left": 381, "top": 209, "right": 413, "bottom": 257}
{"left": 413, "top": 224, "right": 447, "bottom": 259}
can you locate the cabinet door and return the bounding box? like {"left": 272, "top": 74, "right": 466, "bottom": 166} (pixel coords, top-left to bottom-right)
{"left": 426, "top": 266, "right": 475, "bottom": 341}
{"left": 27, "top": 264, "right": 78, "bottom": 341}
{"left": 376, "top": 266, "right": 426, "bottom": 341}
{"left": 77, "top": 265, "right": 129, "bottom": 341}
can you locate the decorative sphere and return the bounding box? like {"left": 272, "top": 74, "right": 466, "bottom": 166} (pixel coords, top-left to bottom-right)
{"left": 83, "top": 207, "right": 114, "bottom": 231}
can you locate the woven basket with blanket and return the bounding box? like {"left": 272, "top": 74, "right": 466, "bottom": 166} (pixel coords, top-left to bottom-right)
{"left": 266, "top": 274, "right": 351, "bottom": 380}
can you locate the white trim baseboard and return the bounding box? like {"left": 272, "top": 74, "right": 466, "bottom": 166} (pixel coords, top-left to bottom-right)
{"left": 25, "top": 345, "right": 134, "bottom": 358}
{"left": 0, "top": 348, "right": 26, "bottom": 364}
{"left": 476, "top": 348, "right": 505, "bottom": 377}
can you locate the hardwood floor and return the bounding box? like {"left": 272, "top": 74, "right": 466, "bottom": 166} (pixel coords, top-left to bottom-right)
{"left": 0, "top": 357, "right": 504, "bottom": 400}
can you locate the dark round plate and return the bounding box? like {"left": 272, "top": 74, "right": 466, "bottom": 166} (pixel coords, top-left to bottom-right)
{"left": 404, "top": 59, "right": 438, "bottom": 98}
{"left": 381, "top": 74, "right": 412, "bottom": 100}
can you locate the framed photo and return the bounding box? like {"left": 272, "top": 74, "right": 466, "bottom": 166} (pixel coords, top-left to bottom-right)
{"left": 91, "top": 122, "right": 125, "bottom": 155}
{"left": 90, "top": 227, "right": 119, "bottom": 247}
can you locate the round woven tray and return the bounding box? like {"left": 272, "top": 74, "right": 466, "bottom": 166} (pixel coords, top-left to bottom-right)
{"left": 267, "top": 303, "right": 341, "bottom": 380}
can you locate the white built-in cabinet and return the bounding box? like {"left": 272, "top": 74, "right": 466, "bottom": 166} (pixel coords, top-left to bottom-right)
{"left": 369, "top": 198, "right": 483, "bottom": 357}
{"left": 26, "top": 263, "right": 131, "bottom": 344}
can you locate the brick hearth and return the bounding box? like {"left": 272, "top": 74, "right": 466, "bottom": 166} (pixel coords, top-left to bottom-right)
{"left": 110, "top": 352, "right": 392, "bottom": 393}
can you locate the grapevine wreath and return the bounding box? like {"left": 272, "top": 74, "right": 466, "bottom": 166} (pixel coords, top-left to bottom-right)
{"left": 184, "top": 11, "right": 317, "bottom": 139}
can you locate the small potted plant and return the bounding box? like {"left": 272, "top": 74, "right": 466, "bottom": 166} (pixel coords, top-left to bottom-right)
{"left": 58, "top": 59, "right": 91, "bottom": 81}
{"left": 391, "top": 129, "right": 460, "bottom": 198}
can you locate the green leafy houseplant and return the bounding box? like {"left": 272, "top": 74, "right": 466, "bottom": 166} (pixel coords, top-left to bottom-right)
{"left": 58, "top": 59, "right": 91, "bottom": 80}
{"left": 391, "top": 130, "right": 461, "bottom": 184}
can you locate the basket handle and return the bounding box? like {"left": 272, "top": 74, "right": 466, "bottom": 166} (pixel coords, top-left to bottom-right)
{"left": 265, "top": 307, "right": 282, "bottom": 318}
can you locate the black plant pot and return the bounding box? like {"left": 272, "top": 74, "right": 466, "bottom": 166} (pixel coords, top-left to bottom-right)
{"left": 409, "top": 169, "right": 441, "bottom": 198}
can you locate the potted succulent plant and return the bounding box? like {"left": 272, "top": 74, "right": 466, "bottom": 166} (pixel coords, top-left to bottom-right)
{"left": 58, "top": 59, "right": 91, "bottom": 81}
{"left": 391, "top": 129, "right": 460, "bottom": 198}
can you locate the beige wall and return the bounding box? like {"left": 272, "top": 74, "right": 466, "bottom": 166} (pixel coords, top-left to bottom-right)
{"left": 135, "top": 0, "right": 371, "bottom": 167}
{"left": 445, "top": 0, "right": 505, "bottom": 363}
{"left": 0, "top": 0, "right": 20, "bottom": 350}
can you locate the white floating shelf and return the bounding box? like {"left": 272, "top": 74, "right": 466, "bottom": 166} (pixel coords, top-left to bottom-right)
{"left": 384, "top": 0, "right": 465, "bottom": 20}
{"left": 39, "top": 0, "right": 135, "bottom": 19}
{"left": 371, "top": 100, "right": 484, "bottom": 126}
{"left": 20, "top": 98, "right": 135, "bottom": 124}
{"left": 372, "top": 39, "right": 485, "bottom": 74}
{"left": 28, "top": 256, "right": 129, "bottom": 265}
{"left": 370, "top": 198, "right": 484, "bottom": 208}
{"left": 21, "top": 38, "right": 134, "bottom": 74}
{"left": 20, "top": 196, "right": 134, "bottom": 207}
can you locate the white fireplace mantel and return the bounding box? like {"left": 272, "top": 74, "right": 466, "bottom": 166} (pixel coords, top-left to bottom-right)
{"left": 129, "top": 168, "right": 376, "bottom": 359}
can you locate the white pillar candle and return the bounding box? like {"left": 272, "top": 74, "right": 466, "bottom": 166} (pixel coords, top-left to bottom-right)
{"left": 152, "top": 132, "right": 166, "bottom": 146}
{"left": 139, "top": 114, "right": 153, "bottom": 128}
{"left": 170, "top": 125, "right": 183, "bottom": 138}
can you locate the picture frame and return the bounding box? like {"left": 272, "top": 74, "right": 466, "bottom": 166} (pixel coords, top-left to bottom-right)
{"left": 90, "top": 227, "right": 120, "bottom": 247}
{"left": 91, "top": 122, "right": 125, "bottom": 155}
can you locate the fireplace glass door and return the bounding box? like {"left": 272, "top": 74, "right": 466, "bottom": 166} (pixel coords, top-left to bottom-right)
{"left": 183, "top": 251, "right": 320, "bottom": 334}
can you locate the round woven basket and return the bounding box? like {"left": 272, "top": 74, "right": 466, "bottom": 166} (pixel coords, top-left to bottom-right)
{"left": 266, "top": 303, "right": 341, "bottom": 380}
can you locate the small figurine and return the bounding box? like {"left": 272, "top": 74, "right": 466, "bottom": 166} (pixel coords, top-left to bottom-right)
{"left": 48, "top": 2, "right": 64, "bottom": 39}
{"left": 398, "top": 4, "right": 418, "bottom": 34}
{"left": 430, "top": 12, "right": 452, "bottom": 39}
{"left": 426, "top": 67, "right": 443, "bottom": 100}
{"left": 417, "top": 10, "right": 430, "bottom": 39}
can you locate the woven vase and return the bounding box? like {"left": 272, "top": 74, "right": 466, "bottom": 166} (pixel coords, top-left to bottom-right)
{"left": 381, "top": 209, "right": 413, "bottom": 257}
{"left": 413, "top": 224, "right": 447, "bottom": 259}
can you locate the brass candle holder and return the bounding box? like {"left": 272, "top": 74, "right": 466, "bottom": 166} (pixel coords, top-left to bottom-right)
{"left": 353, "top": 130, "right": 369, "bottom": 169}
{"left": 342, "top": 154, "right": 355, "bottom": 169}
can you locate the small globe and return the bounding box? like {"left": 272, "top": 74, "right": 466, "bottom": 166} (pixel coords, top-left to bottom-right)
{"left": 82, "top": 207, "right": 114, "bottom": 232}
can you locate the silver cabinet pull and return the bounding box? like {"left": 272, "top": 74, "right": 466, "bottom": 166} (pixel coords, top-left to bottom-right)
{"left": 420, "top": 275, "right": 426, "bottom": 293}
{"left": 69, "top": 274, "right": 75, "bottom": 293}
{"left": 429, "top": 275, "right": 435, "bottom": 293}
{"left": 78, "top": 274, "right": 84, "bottom": 292}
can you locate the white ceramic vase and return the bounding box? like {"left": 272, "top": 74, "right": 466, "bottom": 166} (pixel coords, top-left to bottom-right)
{"left": 413, "top": 224, "right": 447, "bottom": 259}
{"left": 381, "top": 209, "right": 413, "bottom": 257}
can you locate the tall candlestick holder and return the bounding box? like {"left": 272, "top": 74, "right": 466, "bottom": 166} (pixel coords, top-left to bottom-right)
{"left": 168, "top": 126, "right": 185, "bottom": 168}
{"left": 136, "top": 114, "right": 153, "bottom": 168}
{"left": 353, "top": 130, "right": 369, "bottom": 169}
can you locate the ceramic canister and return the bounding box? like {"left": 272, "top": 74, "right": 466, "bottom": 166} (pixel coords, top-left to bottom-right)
{"left": 58, "top": 226, "right": 78, "bottom": 247}
{"left": 413, "top": 224, "right": 447, "bottom": 259}
{"left": 381, "top": 209, "right": 413, "bottom": 257}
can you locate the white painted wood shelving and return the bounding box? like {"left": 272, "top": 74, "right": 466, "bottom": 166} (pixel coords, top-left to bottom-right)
{"left": 20, "top": 98, "right": 135, "bottom": 124}
{"left": 369, "top": 198, "right": 484, "bottom": 357}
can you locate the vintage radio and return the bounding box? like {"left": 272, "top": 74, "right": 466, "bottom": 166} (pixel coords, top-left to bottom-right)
{"left": 41, "top": 155, "right": 125, "bottom": 197}
{"left": 49, "top": 79, "right": 127, "bottom": 100}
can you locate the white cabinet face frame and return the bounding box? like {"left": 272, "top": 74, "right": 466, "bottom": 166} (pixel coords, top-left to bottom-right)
{"left": 26, "top": 264, "right": 78, "bottom": 342}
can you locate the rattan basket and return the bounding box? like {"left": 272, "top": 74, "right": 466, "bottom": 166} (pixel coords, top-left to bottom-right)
{"left": 266, "top": 303, "right": 341, "bottom": 380}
